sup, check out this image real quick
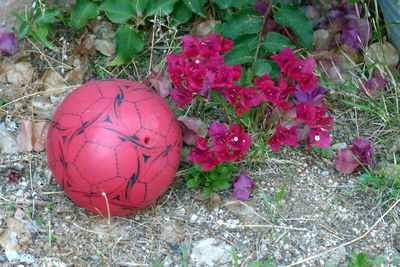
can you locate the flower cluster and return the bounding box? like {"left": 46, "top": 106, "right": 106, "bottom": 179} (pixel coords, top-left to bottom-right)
{"left": 265, "top": 48, "right": 333, "bottom": 150}
{"left": 188, "top": 122, "right": 252, "bottom": 171}
{"left": 166, "top": 34, "right": 240, "bottom": 107}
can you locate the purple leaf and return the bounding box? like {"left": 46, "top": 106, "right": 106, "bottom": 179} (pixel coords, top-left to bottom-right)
{"left": 232, "top": 173, "right": 255, "bottom": 200}
{"left": 178, "top": 116, "right": 207, "bottom": 145}
{"left": 254, "top": 0, "right": 268, "bottom": 15}
{"left": 360, "top": 77, "right": 387, "bottom": 99}
{"left": 143, "top": 71, "right": 172, "bottom": 98}
{"left": 335, "top": 148, "right": 360, "bottom": 174}
{"left": 295, "top": 86, "right": 329, "bottom": 104}
{"left": 0, "top": 31, "right": 19, "bottom": 56}
{"left": 350, "top": 138, "right": 375, "bottom": 165}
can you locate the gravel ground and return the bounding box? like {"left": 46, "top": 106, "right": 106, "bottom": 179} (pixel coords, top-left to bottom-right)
{"left": 1, "top": 148, "right": 399, "bottom": 267}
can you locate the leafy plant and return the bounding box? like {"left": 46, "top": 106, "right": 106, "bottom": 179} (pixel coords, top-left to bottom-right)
{"left": 347, "top": 252, "right": 385, "bottom": 267}
{"left": 183, "top": 162, "right": 234, "bottom": 197}
{"left": 14, "top": 0, "right": 61, "bottom": 49}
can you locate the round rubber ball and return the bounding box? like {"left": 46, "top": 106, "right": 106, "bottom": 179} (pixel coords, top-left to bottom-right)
{"left": 46, "top": 79, "right": 182, "bottom": 216}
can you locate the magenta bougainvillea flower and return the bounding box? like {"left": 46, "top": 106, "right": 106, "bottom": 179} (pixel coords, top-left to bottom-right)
{"left": 268, "top": 125, "right": 299, "bottom": 151}
{"left": 271, "top": 47, "right": 296, "bottom": 73}
{"left": 232, "top": 173, "right": 256, "bottom": 200}
{"left": 295, "top": 102, "right": 318, "bottom": 124}
{"left": 309, "top": 128, "right": 331, "bottom": 148}
{"left": 169, "top": 87, "right": 193, "bottom": 108}
{"left": 335, "top": 138, "right": 375, "bottom": 174}
{"left": 166, "top": 34, "right": 240, "bottom": 108}
{"left": 350, "top": 138, "right": 375, "bottom": 166}
{"left": 0, "top": 31, "right": 19, "bottom": 56}
{"left": 188, "top": 122, "right": 252, "bottom": 171}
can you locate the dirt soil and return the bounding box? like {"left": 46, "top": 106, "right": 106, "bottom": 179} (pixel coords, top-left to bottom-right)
{"left": 0, "top": 146, "right": 399, "bottom": 266}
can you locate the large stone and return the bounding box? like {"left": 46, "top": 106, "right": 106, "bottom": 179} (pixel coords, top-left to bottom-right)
{"left": 0, "top": 0, "right": 35, "bottom": 31}
{"left": 190, "top": 238, "right": 232, "bottom": 267}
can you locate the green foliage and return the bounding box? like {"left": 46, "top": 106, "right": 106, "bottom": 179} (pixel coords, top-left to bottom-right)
{"left": 253, "top": 59, "right": 272, "bottom": 77}
{"left": 224, "top": 44, "right": 254, "bottom": 65}
{"left": 145, "top": 0, "right": 178, "bottom": 16}
{"left": 246, "top": 260, "right": 274, "bottom": 267}
{"left": 219, "top": 8, "right": 263, "bottom": 39}
{"left": 151, "top": 263, "right": 164, "bottom": 267}
{"left": 359, "top": 164, "right": 400, "bottom": 198}
{"left": 180, "top": 244, "right": 190, "bottom": 267}
{"left": 262, "top": 32, "right": 296, "bottom": 53}
{"left": 15, "top": 0, "right": 61, "bottom": 49}
{"left": 312, "top": 146, "right": 334, "bottom": 156}
{"left": 108, "top": 25, "right": 144, "bottom": 65}
{"left": 99, "top": 0, "right": 135, "bottom": 23}
{"left": 70, "top": 0, "right": 99, "bottom": 29}
{"left": 35, "top": 218, "right": 45, "bottom": 226}
{"left": 273, "top": 6, "right": 313, "bottom": 49}
{"left": 183, "top": 162, "right": 234, "bottom": 198}
{"left": 183, "top": 0, "right": 206, "bottom": 17}
{"left": 347, "top": 252, "right": 385, "bottom": 267}
{"left": 171, "top": 1, "right": 193, "bottom": 26}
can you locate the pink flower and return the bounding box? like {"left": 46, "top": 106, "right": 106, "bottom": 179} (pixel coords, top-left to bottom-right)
{"left": 208, "top": 121, "right": 229, "bottom": 146}
{"left": 169, "top": 88, "right": 193, "bottom": 107}
{"left": 268, "top": 125, "right": 299, "bottom": 151}
{"left": 271, "top": 48, "right": 297, "bottom": 73}
{"left": 238, "top": 87, "right": 264, "bottom": 114}
{"left": 228, "top": 124, "right": 252, "bottom": 152}
{"left": 198, "top": 34, "right": 223, "bottom": 57}
{"left": 214, "top": 144, "right": 234, "bottom": 162}
{"left": 200, "top": 151, "right": 220, "bottom": 171}
{"left": 350, "top": 138, "right": 375, "bottom": 165}
{"left": 181, "top": 35, "right": 200, "bottom": 57}
{"left": 220, "top": 38, "right": 234, "bottom": 53}
{"left": 213, "top": 65, "right": 241, "bottom": 88}
{"left": 232, "top": 173, "right": 256, "bottom": 200}
{"left": 186, "top": 67, "right": 206, "bottom": 92}
{"left": 187, "top": 137, "right": 209, "bottom": 163}
{"left": 286, "top": 58, "right": 318, "bottom": 91}
{"left": 309, "top": 128, "right": 330, "bottom": 148}
{"left": 296, "top": 102, "right": 317, "bottom": 124}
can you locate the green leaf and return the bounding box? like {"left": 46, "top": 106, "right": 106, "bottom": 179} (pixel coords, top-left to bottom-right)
{"left": 99, "top": 0, "right": 135, "bottom": 23}
{"left": 265, "top": 59, "right": 280, "bottom": 79}
{"left": 14, "top": 10, "right": 31, "bottom": 24}
{"left": 211, "top": 0, "right": 234, "bottom": 9}
{"left": 33, "top": 8, "right": 60, "bottom": 26}
{"left": 130, "top": 0, "right": 148, "bottom": 17}
{"left": 230, "top": 0, "right": 256, "bottom": 8}
{"left": 224, "top": 44, "right": 253, "bottom": 65}
{"left": 262, "top": 32, "right": 296, "bottom": 53}
{"left": 17, "top": 22, "right": 31, "bottom": 38}
{"left": 219, "top": 8, "right": 263, "bottom": 39}
{"left": 187, "top": 178, "right": 200, "bottom": 188}
{"left": 273, "top": 6, "right": 313, "bottom": 49}
{"left": 171, "top": 0, "right": 193, "bottom": 26}
{"left": 145, "top": 0, "right": 179, "bottom": 16}
{"left": 30, "top": 27, "right": 53, "bottom": 49}
{"left": 109, "top": 25, "right": 144, "bottom": 65}
{"left": 202, "top": 187, "right": 213, "bottom": 198}
{"left": 253, "top": 59, "right": 272, "bottom": 77}
{"left": 71, "top": 0, "right": 99, "bottom": 29}
{"left": 215, "top": 181, "right": 230, "bottom": 190}
{"left": 183, "top": 0, "right": 206, "bottom": 17}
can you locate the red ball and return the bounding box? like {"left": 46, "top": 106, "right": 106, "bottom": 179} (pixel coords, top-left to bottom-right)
{"left": 46, "top": 79, "right": 181, "bottom": 216}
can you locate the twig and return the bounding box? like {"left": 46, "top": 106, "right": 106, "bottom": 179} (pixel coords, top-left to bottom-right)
{"left": 286, "top": 198, "right": 400, "bottom": 266}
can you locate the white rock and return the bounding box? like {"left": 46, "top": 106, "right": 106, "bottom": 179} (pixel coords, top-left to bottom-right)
{"left": 0, "top": 123, "right": 18, "bottom": 154}
{"left": 6, "top": 62, "right": 35, "bottom": 85}
{"left": 365, "top": 42, "right": 399, "bottom": 67}
{"left": 190, "top": 238, "right": 232, "bottom": 267}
